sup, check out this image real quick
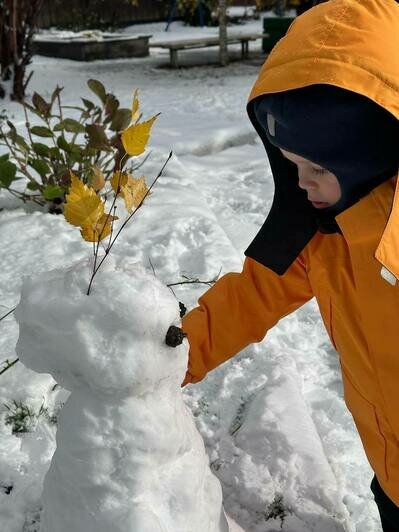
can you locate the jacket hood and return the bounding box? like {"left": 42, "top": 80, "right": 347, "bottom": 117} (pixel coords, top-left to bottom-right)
{"left": 245, "top": 0, "right": 399, "bottom": 275}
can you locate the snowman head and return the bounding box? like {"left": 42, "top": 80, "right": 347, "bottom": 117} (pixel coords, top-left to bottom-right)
{"left": 15, "top": 258, "right": 188, "bottom": 396}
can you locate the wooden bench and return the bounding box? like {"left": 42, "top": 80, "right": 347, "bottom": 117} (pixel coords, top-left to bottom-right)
{"left": 150, "top": 33, "right": 269, "bottom": 68}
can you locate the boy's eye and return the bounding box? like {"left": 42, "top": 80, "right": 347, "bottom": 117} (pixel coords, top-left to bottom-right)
{"left": 312, "top": 167, "right": 327, "bottom": 175}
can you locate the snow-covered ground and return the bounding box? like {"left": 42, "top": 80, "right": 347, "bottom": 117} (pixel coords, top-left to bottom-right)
{"left": 0, "top": 17, "right": 381, "bottom": 532}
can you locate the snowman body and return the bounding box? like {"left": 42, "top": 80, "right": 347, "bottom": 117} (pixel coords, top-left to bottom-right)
{"left": 15, "top": 258, "right": 230, "bottom": 532}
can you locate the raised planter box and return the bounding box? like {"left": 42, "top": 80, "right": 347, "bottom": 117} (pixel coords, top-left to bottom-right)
{"left": 33, "top": 33, "right": 151, "bottom": 61}
{"left": 262, "top": 16, "right": 295, "bottom": 53}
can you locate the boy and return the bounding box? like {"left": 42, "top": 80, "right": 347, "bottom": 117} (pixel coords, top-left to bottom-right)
{"left": 181, "top": 0, "right": 399, "bottom": 529}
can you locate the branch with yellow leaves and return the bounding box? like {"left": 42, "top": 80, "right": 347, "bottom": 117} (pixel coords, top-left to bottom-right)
{"left": 86, "top": 151, "right": 173, "bottom": 295}
{"left": 63, "top": 90, "right": 172, "bottom": 295}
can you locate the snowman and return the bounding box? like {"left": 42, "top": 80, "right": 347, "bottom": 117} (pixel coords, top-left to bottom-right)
{"left": 14, "top": 256, "right": 244, "bottom": 532}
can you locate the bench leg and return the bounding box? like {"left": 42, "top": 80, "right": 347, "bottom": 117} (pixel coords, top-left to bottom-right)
{"left": 170, "top": 49, "right": 179, "bottom": 68}
{"left": 241, "top": 41, "right": 249, "bottom": 59}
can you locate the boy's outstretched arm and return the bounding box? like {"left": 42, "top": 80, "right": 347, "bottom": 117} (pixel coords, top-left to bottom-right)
{"left": 181, "top": 255, "right": 313, "bottom": 385}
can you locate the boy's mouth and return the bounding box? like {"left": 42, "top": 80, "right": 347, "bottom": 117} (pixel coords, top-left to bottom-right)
{"left": 310, "top": 200, "right": 330, "bottom": 209}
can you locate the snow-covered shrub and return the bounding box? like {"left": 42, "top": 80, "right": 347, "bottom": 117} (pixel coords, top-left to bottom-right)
{"left": 3, "top": 399, "right": 55, "bottom": 433}
{"left": 3, "top": 400, "right": 36, "bottom": 433}
{"left": 263, "top": 493, "right": 292, "bottom": 529}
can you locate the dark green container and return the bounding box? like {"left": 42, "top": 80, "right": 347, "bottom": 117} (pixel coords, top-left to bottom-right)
{"left": 262, "top": 16, "right": 295, "bottom": 53}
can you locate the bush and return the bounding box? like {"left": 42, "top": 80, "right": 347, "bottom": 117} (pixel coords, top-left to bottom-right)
{"left": 3, "top": 399, "right": 58, "bottom": 433}
{"left": 264, "top": 494, "right": 293, "bottom": 528}
{"left": 0, "top": 79, "right": 142, "bottom": 214}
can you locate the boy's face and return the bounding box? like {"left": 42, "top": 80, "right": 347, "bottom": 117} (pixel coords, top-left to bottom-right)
{"left": 280, "top": 148, "right": 342, "bottom": 209}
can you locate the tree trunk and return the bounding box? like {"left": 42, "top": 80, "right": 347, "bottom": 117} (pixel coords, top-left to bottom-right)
{"left": 218, "top": 0, "right": 228, "bottom": 66}
{"left": 0, "top": 0, "right": 44, "bottom": 100}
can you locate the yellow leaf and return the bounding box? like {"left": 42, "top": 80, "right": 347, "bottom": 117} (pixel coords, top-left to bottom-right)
{"left": 91, "top": 166, "right": 105, "bottom": 192}
{"left": 121, "top": 114, "right": 159, "bottom": 156}
{"left": 64, "top": 171, "right": 104, "bottom": 228}
{"left": 121, "top": 176, "right": 149, "bottom": 213}
{"left": 110, "top": 171, "right": 129, "bottom": 193}
{"left": 80, "top": 213, "right": 119, "bottom": 242}
{"left": 132, "top": 89, "right": 140, "bottom": 122}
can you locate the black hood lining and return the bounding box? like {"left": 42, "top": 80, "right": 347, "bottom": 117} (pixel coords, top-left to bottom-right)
{"left": 244, "top": 95, "right": 319, "bottom": 275}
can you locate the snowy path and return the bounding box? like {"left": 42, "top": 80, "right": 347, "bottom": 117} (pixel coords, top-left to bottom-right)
{"left": 0, "top": 19, "right": 381, "bottom": 532}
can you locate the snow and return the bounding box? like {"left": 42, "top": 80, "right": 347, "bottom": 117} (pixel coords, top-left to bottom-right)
{"left": 224, "top": 7, "right": 257, "bottom": 18}
{"left": 34, "top": 31, "right": 148, "bottom": 43}
{"left": 0, "top": 17, "right": 381, "bottom": 532}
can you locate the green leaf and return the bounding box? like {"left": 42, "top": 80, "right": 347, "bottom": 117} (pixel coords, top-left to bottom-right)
{"left": 0, "top": 161, "right": 17, "bottom": 187}
{"left": 15, "top": 135, "right": 30, "bottom": 153}
{"left": 0, "top": 153, "right": 9, "bottom": 163}
{"left": 32, "top": 93, "right": 51, "bottom": 117}
{"left": 62, "top": 118, "right": 85, "bottom": 134}
{"left": 70, "top": 143, "right": 83, "bottom": 154}
{"left": 48, "top": 147, "right": 63, "bottom": 160}
{"left": 32, "top": 142, "right": 51, "bottom": 157}
{"left": 57, "top": 136, "right": 71, "bottom": 152}
{"left": 82, "top": 147, "right": 98, "bottom": 157}
{"left": 104, "top": 94, "right": 119, "bottom": 122}
{"left": 110, "top": 108, "right": 132, "bottom": 132}
{"left": 81, "top": 98, "right": 95, "bottom": 110}
{"left": 69, "top": 151, "right": 83, "bottom": 165}
{"left": 27, "top": 181, "right": 41, "bottom": 191}
{"left": 43, "top": 184, "right": 64, "bottom": 200}
{"left": 30, "top": 126, "right": 54, "bottom": 138}
{"left": 87, "top": 79, "right": 107, "bottom": 104}
{"left": 6, "top": 121, "right": 17, "bottom": 142}
{"left": 21, "top": 102, "right": 43, "bottom": 119}
{"left": 55, "top": 119, "right": 85, "bottom": 134}
{"left": 29, "top": 158, "right": 51, "bottom": 178}
{"left": 85, "top": 124, "right": 110, "bottom": 151}
{"left": 50, "top": 86, "right": 63, "bottom": 106}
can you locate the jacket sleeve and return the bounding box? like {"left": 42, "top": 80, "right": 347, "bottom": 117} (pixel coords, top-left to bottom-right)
{"left": 181, "top": 255, "right": 313, "bottom": 385}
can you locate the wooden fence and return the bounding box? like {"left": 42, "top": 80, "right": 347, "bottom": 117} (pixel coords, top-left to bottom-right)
{"left": 38, "top": 0, "right": 168, "bottom": 29}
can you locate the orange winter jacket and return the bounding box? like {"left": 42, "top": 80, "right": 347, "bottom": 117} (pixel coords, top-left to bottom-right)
{"left": 182, "top": 0, "right": 399, "bottom": 504}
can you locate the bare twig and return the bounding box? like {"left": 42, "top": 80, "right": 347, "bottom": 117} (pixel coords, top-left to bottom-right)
{"left": 0, "top": 308, "right": 19, "bottom": 376}
{"left": 56, "top": 88, "right": 64, "bottom": 122}
{"left": 0, "top": 358, "right": 19, "bottom": 377}
{"left": 23, "top": 71, "right": 33, "bottom": 93}
{"left": 22, "top": 104, "right": 35, "bottom": 146}
{"left": 86, "top": 151, "right": 173, "bottom": 295}
{"left": 167, "top": 267, "right": 222, "bottom": 288}
{"left": 148, "top": 257, "right": 156, "bottom": 277}
{"left": 107, "top": 205, "right": 117, "bottom": 250}
{"left": 88, "top": 153, "right": 129, "bottom": 291}
{"left": 0, "top": 307, "right": 16, "bottom": 322}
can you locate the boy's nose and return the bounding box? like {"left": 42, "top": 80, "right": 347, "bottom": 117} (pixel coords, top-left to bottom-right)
{"left": 297, "top": 173, "right": 318, "bottom": 191}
